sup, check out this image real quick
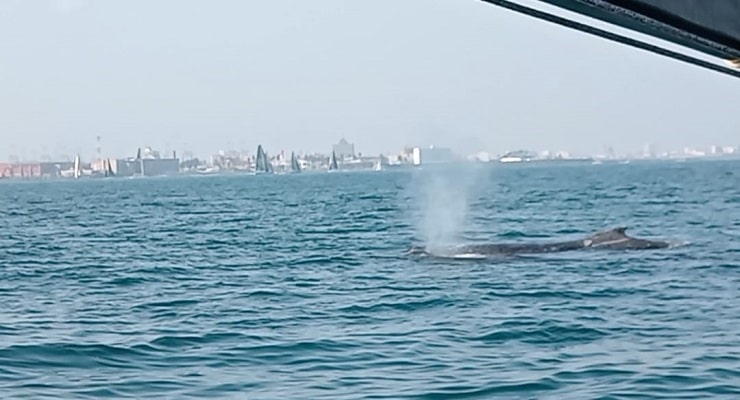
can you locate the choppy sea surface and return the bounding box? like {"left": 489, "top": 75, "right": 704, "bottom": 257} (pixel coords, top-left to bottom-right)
{"left": 1, "top": 159, "right": 739, "bottom": 399}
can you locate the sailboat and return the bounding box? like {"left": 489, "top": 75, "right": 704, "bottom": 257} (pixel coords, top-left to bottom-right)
{"left": 73, "top": 155, "right": 81, "bottom": 179}
{"left": 136, "top": 147, "right": 145, "bottom": 177}
{"left": 328, "top": 150, "right": 339, "bottom": 172}
{"left": 104, "top": 158, "right": 115, "bottom": 177}
{"left": 255, "top": 145, "right": 273, "bottom": 174}
{"left": 290, "top": 152, "right": 301, "bottom": 173}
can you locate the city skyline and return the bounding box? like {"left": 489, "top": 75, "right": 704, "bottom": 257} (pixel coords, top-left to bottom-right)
{"left": 3, "top": 136, "right": 737, "bottom": 182}
{"left": 3, "top": 136, "right": 738, "bottom": 164}
{"left": 1, "top": 0, "right": 738, "bottom": 160}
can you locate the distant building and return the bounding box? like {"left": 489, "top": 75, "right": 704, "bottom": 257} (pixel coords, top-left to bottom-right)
{"left": 332, "top": 138, "right": 355, "bottom": 160}
{"left": 211, "top": 149, "right": 251, "bottom": 171}
{"left": 111, "top": 157, "right": 178, "bottom": 177}
{"left": 0, "top": 162, "right": 41, "bottom": 178}
{"left": 90, "top": 159, "right": 115, "bottom": 174}
{"left": 643, "top": 142, "right": 656, "bottom": 158}
{"left": 39, "top": 161, "right": 74, "bottom": 177}
{"left": 474, "top": 152, "right": 491, "bottom": 162}
{"left": 111, "top": 159, "right": 138, "bottom": 176}
{"left": 412, "top": 146, "right": 453, "bottom": 165}
{"left": 499, "top": 150, "right": 536, "bottom": 163}
{"left": 132, "top": 146, "right": 180, "bottom": 176}
{"left": 141, "top": 147, "right": 161, "bottom": 159}
{"left": 140, "top": 158, "right": 179, "bottom": 176}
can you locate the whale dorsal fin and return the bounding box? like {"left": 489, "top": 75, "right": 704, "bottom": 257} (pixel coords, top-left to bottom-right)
{"left": 588, "top": 226, "right": 631, "bottom": 246}
{"left": 598, "top": 226, "right": 627, "bottom": 235}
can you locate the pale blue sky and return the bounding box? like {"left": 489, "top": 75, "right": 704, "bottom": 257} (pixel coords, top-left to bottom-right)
{"left": 1, "top": 0, "right": 738, "bottom": 160}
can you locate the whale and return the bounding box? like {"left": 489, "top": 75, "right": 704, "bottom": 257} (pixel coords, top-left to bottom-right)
{"left": 406, "top": 227, "right": 671, "bottom": 260}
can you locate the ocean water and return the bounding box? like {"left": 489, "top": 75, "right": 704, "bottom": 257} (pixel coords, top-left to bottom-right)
{"left": 0, "top": 159, "right": 738, "bottom": 399}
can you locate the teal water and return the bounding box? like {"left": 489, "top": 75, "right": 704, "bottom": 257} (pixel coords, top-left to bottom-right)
{"left": 1, "top": 159, "right": 738, "bottom": 399}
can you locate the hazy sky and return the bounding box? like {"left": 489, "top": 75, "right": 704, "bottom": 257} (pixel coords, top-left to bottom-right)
{"left": 1, "top": 0, "right": 738, "bottom": 160}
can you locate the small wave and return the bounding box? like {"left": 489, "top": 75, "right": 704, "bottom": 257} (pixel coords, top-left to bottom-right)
{"left": 338, "top": 297, "right": 455, "bottom": 314}
{"left": 471, "top": 320, "right": 608, "bottom": 346}
{"left": 0, "top": 342, "right": 157, "bottom": 370}
{"left": 705, "top": 367, "right": 740, "bottom": 380}
{"left": 131, "top": 299, "right": 199, "bottom": 310}
{"left": 148, "top": 332, "right": 246, "bottom": 349}
{"left": 668, "top": 240, "right": 691, "bottom": 249}
{"left": 238, "top": 289, "right": 287, "bottom": 299}
{"left": 286, "top": 255, "right": 363, "bottom": 267}
{"left": 139, "top": 201, "right": 165, "bottom": 207}
{"left": 230, "top": 338, "right": 362, "bottom": 361}
{"left": 552, "top": 365, "right": 636, "bottom": 381}
{"left": 185, "top": 382, "right": 262, "bottom": 398}
{"left": 486, "top": 287, "right": 649, "bottom": 299}
{"left": 296, "top": 226, "right": 380, "bottom": 235}
{"left": 414, "top": 377, "right": 559, "bottom": 399}
{"left": 105, "top": 276, "right": 154, "bottom": 286}
{"left": 0, "top": 325, "right": 19, "bottom": 335}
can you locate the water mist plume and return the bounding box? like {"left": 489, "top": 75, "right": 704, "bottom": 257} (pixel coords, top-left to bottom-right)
{"left": 410, "top": 163, "right": 490, "bottom": 253}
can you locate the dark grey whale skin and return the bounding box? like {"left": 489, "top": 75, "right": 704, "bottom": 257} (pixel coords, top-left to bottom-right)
{"left": 406, "top": 227, "right": 671, "bottom": 259}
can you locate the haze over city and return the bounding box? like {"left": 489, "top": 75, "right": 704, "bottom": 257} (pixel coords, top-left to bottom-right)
{"left": 1, "top": 0, "right": 738, "bottom": 161}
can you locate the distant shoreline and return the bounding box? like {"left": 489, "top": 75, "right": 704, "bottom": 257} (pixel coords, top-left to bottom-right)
{"left": 1, "top": 156, "right": 737, "bottom": 183}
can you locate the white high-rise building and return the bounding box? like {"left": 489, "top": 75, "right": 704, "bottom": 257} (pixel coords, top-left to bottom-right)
{"left": 412, "top": 145, "right": 453, "bottom": 165}
{"left": 332, "top": 138, "right": 355, "bottom": 160}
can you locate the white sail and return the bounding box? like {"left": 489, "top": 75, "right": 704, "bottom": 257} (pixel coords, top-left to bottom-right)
{"left": 73, "top": 155, "right": 81, "bottom": 179}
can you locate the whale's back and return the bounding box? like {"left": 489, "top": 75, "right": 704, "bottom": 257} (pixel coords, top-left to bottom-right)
{"left": 586, "top": 227, "right": 669, "bottom": 249}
